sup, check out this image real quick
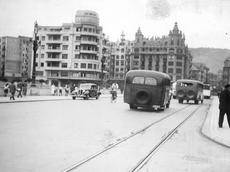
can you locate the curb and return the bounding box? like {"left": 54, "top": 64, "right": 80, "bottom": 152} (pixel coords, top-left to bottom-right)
{"left": 200, "top": 97, "right": 230, "bottom": 148}
{"left": 0, "top": 95, "right": 123, "bottom": 104}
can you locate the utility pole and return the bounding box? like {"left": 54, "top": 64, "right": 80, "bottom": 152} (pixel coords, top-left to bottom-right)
{"left": 32, "top": 21, "right": 39, "bottom": 86}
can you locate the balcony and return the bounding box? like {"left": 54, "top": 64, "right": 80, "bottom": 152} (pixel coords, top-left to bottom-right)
{"left": 46, "top": 47, "right": 61, "bottom": 53}
{"left": 46, "top": 39, "right": 62, "bottom": 43}
{"left": 80, "top": 49, "right": 98, "bottom": 54}
{"left": 80, "top": 40, "right": 98, "bottom": 45}
{"left": 79, "top": 31, "right": 99, "bottom": 37}
{"left": 45, "top": 58, "right": 61, "bottom": 62}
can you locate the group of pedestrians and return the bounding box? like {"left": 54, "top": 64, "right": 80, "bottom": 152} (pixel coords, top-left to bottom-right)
{"left": 51, "top": 84, "right": 70, "bottom": 96}
{"left": 3, "top": 81, "right": 27, "bottom": 100}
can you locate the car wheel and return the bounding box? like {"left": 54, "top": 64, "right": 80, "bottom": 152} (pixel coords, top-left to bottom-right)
{"left": 72, "top": 97, "right": 76, "bottom": 100}
{"left": 166, "top": 102, "right": 170, "bottom": 108}
{"left": 194, "top": 100, "right": 199, "bottom": 104}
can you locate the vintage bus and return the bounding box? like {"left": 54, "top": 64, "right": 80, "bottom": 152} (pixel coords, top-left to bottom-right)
{"left": 176, "top": 79, "right": 204, "bottom": 104}
{"left": 124, "top": 70, "right": 171, "bottom": 111}
{"left": 203, "top": 84, "right": 211, "bottom": 99}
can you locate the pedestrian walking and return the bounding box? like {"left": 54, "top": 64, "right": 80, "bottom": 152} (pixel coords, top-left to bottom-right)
{"left": 9, "top": 82, "right": 16, "bottom": 100}
{"left": 17, "top": 82, "right": 23, "bottom": 98}
{"left": 64, "top": 84, "right": 69, "bottom": 96}
{"left": 110, "top": 83, "right": 118, "bottom": 103}
{"left": 51, "top": 84, "right": 55, "bottom": 96}
{"left": 218, "top": 84, "right": 230, "bottom": 128}
{"left": 22, "top": 82, "right": 27, "bottom": 96}
{"left": 58, "top": 86, "right": 63, "bottom": 96}
{"left": 3, "top": 83, "right": 9, "bottom": 97}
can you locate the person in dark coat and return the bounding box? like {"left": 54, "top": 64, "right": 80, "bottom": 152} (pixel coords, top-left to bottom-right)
{"left": 218, "top": 84, "right": 230, "bottom": 128}
{"left": 9, "top": 82, "right": 16, "bottom": 100}
{"left": 17, "top": 82, "right": 23, "bottom": 98}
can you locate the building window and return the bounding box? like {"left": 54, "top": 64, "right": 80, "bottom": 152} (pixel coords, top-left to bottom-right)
{"left": 62, "top": 45, "right": 68, "bottom": 50}
{"left": 121, "top": 60, "right": 124, "bottom": 66}
{"left": 75, "top": 45, "right": 80, "bottom": 50}
{"left": 75, "top": 54, "right": 80, "bottom": 59}
{"left": 41, "top": 54, "right": 44, "bottom": 58}
{"left": 76, "top": 36, "right": 80, "bottom": 41}
{"left": 116, "top": 55, "right": 119, "bottom": 59}
{"left": 41, "top": 62, "right": 44, "bottom": 67}
{"left": 94, "top": 64, "right": 97, "bottom": 69}
{"left": 63, "top": 36, "right": 69, "bottom": 41}
{"left": 41, "top": 36, "right": 45, "bottom": 41}
{"left": 61, "top": 63, "right": 67, "bottom": 68}
{"left": 168, "top": 61, "right": 174, "bottom": 66}
{"left": 81, "top": 63, "right": 86, "bottom": 68}
{"left": 121, "top": 55, "right": 124, "bottom": 59}
{"left": 61, "top": 71, "right": 68, "bottom": 77}
{"left": 168, "top": 68, "right": 173, "bottom": 73}
{"left": 121, "top": 48, "right": 124, "bottom": 53}
{"left": 115, "top": 68, "right": 119, "bottom": 72}
{"left": 176, "top": 62, "right": 182, "bottom": 66}
{"left": 76, "top": 27, "right": 81, "bottom": 32}
{"left": 176, "top": 68, "right": 182, "bottom": 73}
{"left": 177, "top": 56, "right": 183, "bottom": 60}
{"left": 74, "top": 63, "right": 78, "bottom": 68}
{"left": 116, "top": 60, "right": 119, "bottom": 66}
{"left": 62, "top": 54, "right": 68, "bottom": 59}
{"left": 41, "top": 45, "right": 45, "bottom": 49}
{"left": 88, "top": 63, "right": 92, "bottom": 69}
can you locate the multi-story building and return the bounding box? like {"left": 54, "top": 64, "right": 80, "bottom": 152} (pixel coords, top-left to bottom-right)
{"left": 108, "top": 32, "right": 134, "bottom": 81}
{"left": 223, "top": 57, "right": 230, "bottom": 85}
{"left": 190, "top": 62, "right": 209, "bottom": 83}
{"left": 35, "top": 10, "right": 104, "bottom": 86}
{"left": 0, "top": 36, "right": 32, "bottom": 81}
{"left": 131, "top": 22, "right": 192, "bottom": 81}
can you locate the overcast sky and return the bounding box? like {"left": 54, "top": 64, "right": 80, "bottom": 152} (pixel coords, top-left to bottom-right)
{"left": 1, "top": 0, "right": 230, "bottom": 49}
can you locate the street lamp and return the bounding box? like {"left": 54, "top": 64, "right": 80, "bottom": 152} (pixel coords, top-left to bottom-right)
{"left": 32, "top": 21, "right": 39, "bottom": 86}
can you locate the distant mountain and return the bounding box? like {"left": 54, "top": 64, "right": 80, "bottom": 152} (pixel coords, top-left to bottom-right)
{"left": 189, "top": 48, "right": 230, "bottom": 73}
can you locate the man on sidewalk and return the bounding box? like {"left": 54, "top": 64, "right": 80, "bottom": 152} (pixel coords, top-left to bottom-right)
{"left": 9, "top": 82, "right": 16, "bottom": 100}
{"left": 218, "top": 84, "right": 230, "bottom": 128}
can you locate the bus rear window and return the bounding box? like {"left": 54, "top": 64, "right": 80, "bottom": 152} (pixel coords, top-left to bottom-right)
{"left": 145, "top": 77, "right": 157, "bottom": 85}
{"left": 179, "top": 82, "right": 193, "bottom": 87}
{"left": 133, "top": 77, "right": 144, "bottom": 84}
{"left": 204, "top": 85, "right": 210, "bottom": 89}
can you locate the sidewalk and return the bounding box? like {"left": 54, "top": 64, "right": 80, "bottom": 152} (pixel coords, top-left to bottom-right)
{"left": 0, "top": 93, "right": 122, "bottom": 103}
{"left": 201, "top": 96, "right": 230, "bottom": 147}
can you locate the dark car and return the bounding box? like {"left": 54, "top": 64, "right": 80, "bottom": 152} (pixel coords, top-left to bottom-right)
{"left": 71, "top": 83, "right": 101, "bottom": 100}
{"left": 124, "top": 70, "right": 171, "bottom": 111}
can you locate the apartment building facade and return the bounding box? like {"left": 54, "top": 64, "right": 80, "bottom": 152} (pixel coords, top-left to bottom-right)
{"left": 107, "top": 32, "right": 134, "bottom": 81}
{"left": 131, "top": 23, "right": 192, "bottom": 81}
{"left": 35, "top": 10, "right": 104, "bottom": 86}
{"left": 0, "top": 36, "right": 32, "bottom": 81}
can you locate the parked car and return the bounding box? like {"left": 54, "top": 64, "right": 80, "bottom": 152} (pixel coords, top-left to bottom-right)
{"left": 71, "top": 83, "right": 101, "bottom": 100}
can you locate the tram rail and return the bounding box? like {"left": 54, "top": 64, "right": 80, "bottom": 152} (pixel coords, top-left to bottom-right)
{"left": 63, "top": 104, "right": 192, "bottom": 172}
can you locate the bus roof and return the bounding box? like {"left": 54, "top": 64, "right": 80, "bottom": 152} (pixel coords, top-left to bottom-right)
{"left": 125, "top": 70, "right": 171, "bottom": 85}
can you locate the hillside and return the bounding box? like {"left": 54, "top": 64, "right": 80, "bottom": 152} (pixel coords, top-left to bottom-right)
{"left": 189, "top": 48, "right": 230, "bottom": 73}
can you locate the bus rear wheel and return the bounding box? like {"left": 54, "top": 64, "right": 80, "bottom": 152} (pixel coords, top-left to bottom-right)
{"left": 129, "top": 104, "right": 137, "bottom": 109}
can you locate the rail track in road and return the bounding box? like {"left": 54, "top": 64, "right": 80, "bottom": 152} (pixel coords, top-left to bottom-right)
{"left": 130, "top": 105, "right": 201, "bottom": 172}
{"left": 63, "top": 104, "right": 198, "bottom": 172}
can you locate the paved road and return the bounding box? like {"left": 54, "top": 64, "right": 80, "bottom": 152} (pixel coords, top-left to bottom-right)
{"left": 0, "top": 97, "right": 229, "bottom": 172}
